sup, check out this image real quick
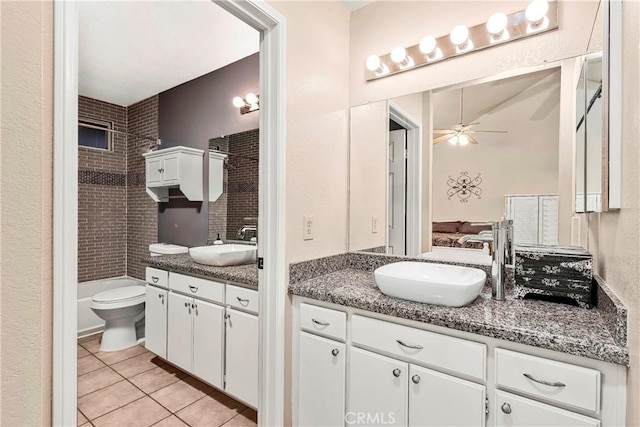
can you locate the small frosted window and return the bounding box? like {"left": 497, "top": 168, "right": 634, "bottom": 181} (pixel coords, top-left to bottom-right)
{"left": 78, "top": 119, "right": 112, "bottom": 150}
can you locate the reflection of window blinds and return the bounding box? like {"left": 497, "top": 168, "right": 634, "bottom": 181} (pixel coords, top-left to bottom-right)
{"left": 505, "top": 195, "right": 559, "bottom": 245}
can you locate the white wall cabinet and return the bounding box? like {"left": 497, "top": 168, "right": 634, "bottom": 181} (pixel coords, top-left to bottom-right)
{"left": 143, "top": 146, "right": 204, "bottom": 202}
{"left": 298, "top": 332, "right": 346, "bottom": 427}
{"left": 225, "top": 308, "right": 259, "bottom": 408}
{"left": 144, "top": 285, "right": 167, "bottom": 359}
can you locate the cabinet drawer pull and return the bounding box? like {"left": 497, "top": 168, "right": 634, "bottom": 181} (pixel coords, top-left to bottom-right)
{"left": 411, "top": 375, "right": 420, "bottom": 384}
{"left": 236, "top": 296, "right": 250, "bottom": 305}
{"left": 501, "top": 403, "right": 512, "bottom": 414}
{"left": 392, "top": 368, "right": 401, "bottom": 377}
{"left": 523, "top": 373, "right": 566, "bottom": 388}
{"left": 396, "top": 339, "right": 423, "bottom": 350}
{"left": 188, "top": 285, "right": 199, "bottom": 293}
{"left": 151, "top": 276, "right": 159, "bottom": 283}
{"left": 311, "top": 318, "right": 330, "bottom": 326}
{"left": 331, "top": 348, "right": 339, "bottom": 356}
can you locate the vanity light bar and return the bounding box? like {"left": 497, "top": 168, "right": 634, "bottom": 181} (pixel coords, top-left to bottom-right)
{"left": 364, "top": 0, "right": 558, "bottom": 81}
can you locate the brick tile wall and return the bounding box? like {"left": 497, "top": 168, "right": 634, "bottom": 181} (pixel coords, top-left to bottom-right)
{"left": 127, "top": 96, "right": 159, "bottom": 280}
{"left": 208, "top": 137, "right": 229, "bottom": 242}
{"left": 78, "top": 97, "right": 127, "bottom": 282}
{"left": 225, "top": 129, "right": 259, "bottom": 240}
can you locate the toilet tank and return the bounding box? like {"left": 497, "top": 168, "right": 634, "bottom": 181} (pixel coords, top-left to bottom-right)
{"left": 149, "top": 243, "right": 189, "bottom": 256}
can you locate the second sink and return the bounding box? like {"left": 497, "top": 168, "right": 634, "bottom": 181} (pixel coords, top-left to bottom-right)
{"left": 374, "top": 261, "right": 487, "bottom": 307}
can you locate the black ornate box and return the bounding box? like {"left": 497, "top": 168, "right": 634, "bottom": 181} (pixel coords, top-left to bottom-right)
{"left": 514, "top": 245, "right": 594, "bottom": 308}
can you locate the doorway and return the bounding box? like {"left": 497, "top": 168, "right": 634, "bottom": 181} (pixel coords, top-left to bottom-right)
{"left": 53, "top": 2, "right": 286, "bottom": 426}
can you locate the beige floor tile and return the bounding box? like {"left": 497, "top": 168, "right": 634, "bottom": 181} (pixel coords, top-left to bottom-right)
{"left": 149, "top": 379, "right": 208, "bottom": 413}
{"left": 111, "top": 351, "right": 165, "bottom": 378}
{"left": 129, "top": 364, "right": 187, "bottom": 394}
{"left": 77, "top": 380, "right": 145, "bottom": 421}
{"left": 77, "top": 409, "right": 88, "bottom": 426}
{"left": 175, "top": 391, "right": 246, "bottom": 427}
{"left": 79, "top": 335, "right": 102, "bottom": 353}
{"left": 152, "top": 415, "right": 189, "bottom": 427}
{"left": 78, "top": 354, "right": 107, "bottom": 376}
{"left": 92, "top": 397, "right": 170, "bottom": 427}
{"left": 78, "top": 345, "right": 90, "bottom": 359}
{"left": 222, "top": 408, "right": 257, "bottom": 427}
{"left": 78, "top": 366, "right": 123, "bottom": 397}
{"left": 94, "top": 344, "right": 148, "bottom": 366}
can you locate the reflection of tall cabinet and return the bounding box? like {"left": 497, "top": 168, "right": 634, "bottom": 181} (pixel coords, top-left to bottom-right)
{"left": 504, "top": 195, "right": 559, "bottom": 246}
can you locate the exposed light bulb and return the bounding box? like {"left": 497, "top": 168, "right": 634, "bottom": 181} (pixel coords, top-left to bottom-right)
{"left": 419, "top": 36, "right": 437, "bottom": 55}
{"left": 365, "top": 54, "right": 381, "bottom": 71}
{"left": 450, "top": 25, "right": 470, "bottom": 47}
{"left": 232, "top": 96, "right": 245, "bottom": 108}
{"left": 525, "top": 0, "right": 549, "bottom": 23}
{"left": 487, "top": 12, "right": 508, "bottom": 36}
{"left": 390, "top": 46, "right": 408, "bottom": 64}
{"left": 458, "top": 134, "right": 470, "bottom": 146}
{"left": 245, "top": 92, "right": 258, "bottom": 105}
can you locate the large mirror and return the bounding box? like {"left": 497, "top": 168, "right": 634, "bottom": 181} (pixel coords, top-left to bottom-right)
{"left": 348, "top": 0, "right": 619, "bottom": 261}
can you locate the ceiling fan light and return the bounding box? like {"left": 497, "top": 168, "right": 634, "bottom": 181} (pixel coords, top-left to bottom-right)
{"left": 458, "top": 135, "right": 470, "bottom": 146}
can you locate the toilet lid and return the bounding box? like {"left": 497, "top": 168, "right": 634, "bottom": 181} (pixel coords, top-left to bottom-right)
{"left": 93, "top": 286, "right": 145, "bottom": 304}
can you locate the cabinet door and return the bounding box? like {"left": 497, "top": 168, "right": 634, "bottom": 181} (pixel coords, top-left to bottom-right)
{"left": 225, "top": 308, "right": 258, "bottom": 408}
{"left": 167, "top": 292, "right": 193, "bottom": 373}
{"left": 162, "top": 155, "right": 179, "bottom": 182}
{"left": 144, "top": 285, "right": 167, "bottom": 359}
{"left": 349, "top": 347, "right": 408, "bottom": 427}
{"left": 495, "top": 390, "right": 600, "bottom": 427}
{"left": 409, "top": 364, "right": 486, "bottom": 427}
{"left": 146, "top": 158, "right": 163, "bottom": 185}
{"left": 192, "top": 299, "right": 225, "bottom": 389}
{"left": 298, "top": 332, "right": 346, "bottom": 427}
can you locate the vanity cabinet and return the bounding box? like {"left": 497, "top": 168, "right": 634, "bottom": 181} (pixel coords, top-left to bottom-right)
{"left": 298, "top": 332, "right": 346, "bottom": 427}
{"left": 225, "top": 308, "right": 259, "bottom": 408}
{"left": 167, "top": 292, "right": 225, "bottom": 389}
{"left": 142, "top": 146, "right": 204, "bottom": 202}
{"left": 144, "top": 285, "right": 167, "bottom": 359}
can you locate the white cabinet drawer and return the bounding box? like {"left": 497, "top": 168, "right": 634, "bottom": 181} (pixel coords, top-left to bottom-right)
{"left": 146, "top": 267, "right": 169, "bottom": 289}
{"left": 226, "top": 285, "right": 259, "bottom": 314}
{"left": 495, "top": 349, "right": 600, "bottom": 413}
{"left": 352, "top": 315, "right": 486, "bottom": 381}
{"left": 300, "top": 303, "right": 346, "bottom": 342}
{"left": 169, "top": 272, "right": 224, "bottom": 304}
{"left": 495, "top": 390, "right": 600, "bottom": 427}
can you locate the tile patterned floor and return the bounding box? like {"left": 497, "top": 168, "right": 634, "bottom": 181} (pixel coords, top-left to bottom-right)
{"left": 77, "top": 334, "right": 257, "bottom": 427}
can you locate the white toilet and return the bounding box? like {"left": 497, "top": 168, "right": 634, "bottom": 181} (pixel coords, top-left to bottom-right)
{"left": 91, "top": 243, "right": 189, "bottom": 352}
{"left": 91, "top": 286, "right": 146, "bottom": 352}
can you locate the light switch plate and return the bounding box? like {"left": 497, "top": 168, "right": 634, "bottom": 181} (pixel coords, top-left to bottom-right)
{"left": 372, "top": 215, "right": 379, "bottom": 234}
{"left": 303, "top": 215, "right": 314, "bottom": 240}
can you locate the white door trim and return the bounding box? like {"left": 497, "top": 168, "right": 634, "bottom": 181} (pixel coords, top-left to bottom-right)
{"left": 388, "top": 102, "right": 422, "bottom": 257}
{"left": 52, "top": 1, "right": 287, "bottom": 425}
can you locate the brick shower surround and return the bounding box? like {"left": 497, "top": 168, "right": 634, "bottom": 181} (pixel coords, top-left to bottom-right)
{"left": 78, "top": 96, "right": 158, "bottom": 282}
{"left": 78, "top": 97, "right": 127, "bottom": 282}
{"left": 208, "top": 129, "right": 259, "bottom": 242}
{"left": 127, "top": 96, "right": 159, "bottom": 280}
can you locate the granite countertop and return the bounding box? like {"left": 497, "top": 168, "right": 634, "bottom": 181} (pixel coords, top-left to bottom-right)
{"left": 143, "top": 254, "right": 259, "bottom": 289}
{"left": 288, "top": 253, "right": 629, "bottom": 366}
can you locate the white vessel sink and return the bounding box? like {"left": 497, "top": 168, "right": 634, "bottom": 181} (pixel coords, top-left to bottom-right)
{"left": 374, "top": 261, "right": 487, "bottom": 307}
{"left": 189, "top": 244, "right": 257, "bottom": 267}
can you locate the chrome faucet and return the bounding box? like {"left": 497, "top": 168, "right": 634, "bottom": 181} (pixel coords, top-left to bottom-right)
{"left": 458, "top": 219, "right": 514, "bottom": 301}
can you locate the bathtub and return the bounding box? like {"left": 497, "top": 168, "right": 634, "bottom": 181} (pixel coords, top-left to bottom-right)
{"left": 77, "top": 276, "right": 146, "bottom": 338}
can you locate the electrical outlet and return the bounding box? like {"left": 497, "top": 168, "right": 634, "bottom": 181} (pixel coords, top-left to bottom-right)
{"left": 372, "top": 215, "right": 379, "bottom": 234}
{"left": 303, "top": 215, "right": 314, "bottom": 240}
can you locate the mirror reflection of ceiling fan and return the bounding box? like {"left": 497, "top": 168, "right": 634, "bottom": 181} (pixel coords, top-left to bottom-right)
{"left": 433, "top": 88, "right": 507, "bottom": 145}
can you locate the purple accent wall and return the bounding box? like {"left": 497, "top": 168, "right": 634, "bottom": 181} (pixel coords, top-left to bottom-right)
{"left": 157, "top": 53, "right": 259, "bottom": 247}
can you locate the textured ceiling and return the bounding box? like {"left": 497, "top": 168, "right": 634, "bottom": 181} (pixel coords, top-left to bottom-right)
{"left": 79, "top": 1, "right": 259, "bottom": 106}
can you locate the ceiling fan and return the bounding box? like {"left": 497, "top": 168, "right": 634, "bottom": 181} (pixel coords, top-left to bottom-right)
{"left": 433, "top": 88, "right": 507, "bottom": 145}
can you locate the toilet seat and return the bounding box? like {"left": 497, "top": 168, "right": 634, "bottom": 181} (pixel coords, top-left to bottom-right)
{"left": 91, "top": 286, "right": 145, "bottom": 310}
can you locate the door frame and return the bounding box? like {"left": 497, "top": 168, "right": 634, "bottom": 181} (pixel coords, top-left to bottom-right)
{"left": 388, "top": 102, "right": 422, "bottom": 257}
{"left": 52, "top": 1, "right": 287, "bottom": 425}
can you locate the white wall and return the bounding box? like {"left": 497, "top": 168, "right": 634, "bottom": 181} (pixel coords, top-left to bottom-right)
{"left": 0, "top": 1, "right": 54, "bottom": 425}
{"left": 432, "top": 71, "right": 561, "bottom": 222}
